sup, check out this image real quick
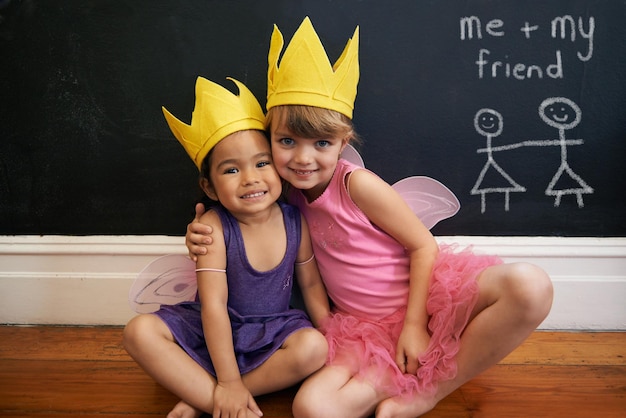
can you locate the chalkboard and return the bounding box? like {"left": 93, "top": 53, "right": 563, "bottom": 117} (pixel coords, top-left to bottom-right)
{"left": 1, "top": 0, "right": 625, "bottom": 236}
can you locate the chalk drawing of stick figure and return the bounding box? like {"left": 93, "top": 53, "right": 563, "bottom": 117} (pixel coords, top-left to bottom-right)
{"left": 538, "top": 97, "right": 593, "bottom": 207}
{"left": 471, "top": 108, "right": 526, "bottom": 213}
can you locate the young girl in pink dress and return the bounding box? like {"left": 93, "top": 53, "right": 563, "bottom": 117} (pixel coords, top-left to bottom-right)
{"left": 186, "top": 17, "right": 553, "bottom": 418}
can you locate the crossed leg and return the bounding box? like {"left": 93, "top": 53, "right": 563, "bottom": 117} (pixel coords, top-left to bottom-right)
{"left": 376, "top": 262, "right": 553, "bottom": 418}
{"left": 123, "top": 314, "right": 327, "bottom": 418}
{"left": 293, "top": 262, "right": 553, "bottom": 418}
{"left": 293, "top": 363, "right": 386, "bottom": 418}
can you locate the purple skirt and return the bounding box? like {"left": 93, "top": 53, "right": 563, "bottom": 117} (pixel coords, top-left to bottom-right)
{"left": 155, "top": 302, "right": 313, "bottom": 376}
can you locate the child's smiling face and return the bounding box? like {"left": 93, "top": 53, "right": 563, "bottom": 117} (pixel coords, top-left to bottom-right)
{"left": 270, "top": 122, "right": 347, "bottom": 202}
{"left": 203, "top": 130, "right": 282, "bottom": 216}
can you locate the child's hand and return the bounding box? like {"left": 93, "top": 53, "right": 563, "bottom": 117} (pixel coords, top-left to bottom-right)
{"left": 395, "top": 325, "right": 431, "bottom": 375}
{"left": 185, "top": 203, "right": 213, "bottom": 261}
{"left": 213, "top": 379, "right": 263, "bottom": 417}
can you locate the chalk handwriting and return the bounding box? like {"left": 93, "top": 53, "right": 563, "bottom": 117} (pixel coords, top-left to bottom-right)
{"left": 460, "top": 15, "right": 595, "bottom": 79}
{"left": 551, "top": 15, "right": 595, "bottom": 61}
{"left": 475, "top": 49, "right": 563, "bottom": 80}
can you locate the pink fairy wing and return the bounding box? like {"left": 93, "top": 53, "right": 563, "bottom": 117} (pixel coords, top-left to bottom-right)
{"left": 392, "top": 176, "right": 461, "bottom": 230}
{"left": 339, "top": 145, "right": 459, "bottom": 229}
{"left": 128, "top": 254, "right": 197, "bottom": 313}
{"left": 340, "top": 144, "right": 365, "bottom": 167}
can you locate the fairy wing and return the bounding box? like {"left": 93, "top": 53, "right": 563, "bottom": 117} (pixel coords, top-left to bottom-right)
{"left": 392, "top": 176, "right": 460, "bottom": 230}
{"left": 340, "top": 143, "right": 365, "bottom": 167}
{"left": 128, "top": 254, "right": 197, "bottom": 313}
{"left": 341, "top": 144, "right": 460, "bottom": 229}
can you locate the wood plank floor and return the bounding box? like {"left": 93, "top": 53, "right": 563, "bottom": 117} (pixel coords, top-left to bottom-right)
{"left": 0, "top": 326, "right": 624, "bottom": 417}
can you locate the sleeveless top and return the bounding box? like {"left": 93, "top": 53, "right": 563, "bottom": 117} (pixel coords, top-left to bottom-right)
{"left": 288, "top": 159, "right": 410, "bottom": 320}
{"left": 217, "top": 202, "right": 300, "bottom": 316}
{"left": 289, "top": 161, "right": 500, "bottom": 397}
{"left": 155, "top": 201, "right": 313, "bottom": 375}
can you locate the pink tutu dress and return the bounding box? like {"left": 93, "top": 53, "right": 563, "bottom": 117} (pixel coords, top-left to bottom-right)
{"left": 289, "top": 159, "right": 501, "bottom": 398}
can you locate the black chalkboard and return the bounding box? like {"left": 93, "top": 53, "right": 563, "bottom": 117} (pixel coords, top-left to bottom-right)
{"left": 1, "top": 0, "right": 625, "bottom": 236}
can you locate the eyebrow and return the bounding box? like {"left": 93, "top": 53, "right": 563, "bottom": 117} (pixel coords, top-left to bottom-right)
{"left": 215, "top": 152, "right": 272, "bottom": 170}
{"left": 273, "top": 131, "right": 323, "bottom": 141}
{"left": 272, "top": 129, "right": 292, "bottom": 137}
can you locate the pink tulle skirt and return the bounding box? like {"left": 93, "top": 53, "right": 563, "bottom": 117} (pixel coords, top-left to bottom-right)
{"left": 321, "top": 244, "right": 502, "bottom": 398}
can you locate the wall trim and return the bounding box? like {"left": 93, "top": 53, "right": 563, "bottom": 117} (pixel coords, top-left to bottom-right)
{"left": 1, "top": 235, "right": 625, "bottom": 329}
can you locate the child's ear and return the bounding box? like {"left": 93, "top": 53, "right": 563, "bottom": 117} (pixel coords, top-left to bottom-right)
{"left": 339, "top": 138, "right": 350, "bottom": 155}
{"left": 200, "top": 178, "right": 218, "bottom": 201}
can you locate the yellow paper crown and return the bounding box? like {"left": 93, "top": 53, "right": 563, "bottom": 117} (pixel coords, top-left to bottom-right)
{"left": 162, "top": 77, "right": 265, "bottom": 170}
{"left": 267, "top": 17, "right": 359, "bottom": 119}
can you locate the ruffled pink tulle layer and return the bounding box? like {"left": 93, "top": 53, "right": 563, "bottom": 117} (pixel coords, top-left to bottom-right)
{"left": 321, "top": 244, "right": 502, "bottom": 398}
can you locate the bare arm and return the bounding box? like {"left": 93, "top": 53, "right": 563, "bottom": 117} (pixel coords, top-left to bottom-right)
{"left": 196, "top": 211, "right": 262, "bottom": 417}
{"left": 294, "top": 214, "right": 331, "bottom": 328}
{"left": 347, "top": 169, "right": 439, "bottom": 374}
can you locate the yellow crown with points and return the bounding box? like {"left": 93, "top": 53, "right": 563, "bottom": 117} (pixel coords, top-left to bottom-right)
{"left": 267, "top": 17, "right": 359, "bottom": 119}
{"left": 162, "top": 77, "right": 265, "bottom": 170}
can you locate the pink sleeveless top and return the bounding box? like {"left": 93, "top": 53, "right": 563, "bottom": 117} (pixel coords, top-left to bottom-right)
{"left": 289, "top": 159, "right": 410, "bottom": 320}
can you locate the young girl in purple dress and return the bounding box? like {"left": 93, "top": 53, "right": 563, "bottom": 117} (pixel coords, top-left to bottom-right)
{"left": 124, "top": 76, "right": 330, "bottom": 418}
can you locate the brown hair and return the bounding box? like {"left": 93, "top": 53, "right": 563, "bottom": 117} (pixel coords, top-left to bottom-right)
{"left": 266, "top": 105, "right": 361, "bottom": 145}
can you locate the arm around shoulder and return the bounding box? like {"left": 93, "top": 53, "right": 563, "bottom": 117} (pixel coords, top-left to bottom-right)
{"left": 185, "top": 202, "right": 215, "bottom": 261}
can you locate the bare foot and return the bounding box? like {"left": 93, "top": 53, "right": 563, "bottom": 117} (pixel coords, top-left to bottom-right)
{"left": 375, "top": 394, "right": 437, "bottom": 418}
{"left": 166, "top": 400, "right": 203, "bottom": 418}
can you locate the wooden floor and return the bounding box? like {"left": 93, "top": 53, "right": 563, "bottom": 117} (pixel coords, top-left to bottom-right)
{"left": 0, "top": 327, "right": 624, "bottom": 418}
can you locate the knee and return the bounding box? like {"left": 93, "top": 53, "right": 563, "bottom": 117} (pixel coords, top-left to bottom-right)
{"left": 292, "top": 390, "right": 315, "bottom": 418}
{"left": 293, "top": 397, "right": 324, "bottom": 418}
{"left": 122, "top": 314, "right": 158, "bottom": 356}
{"left": 292, "top": 383, "right": 335, "bottom": 418}
{"left": 504, "top": 263, "right": 554, "bottom": 323}
{"left": 293, "top": 389, "right": 346, "bottom": 418}
{"left": 291, "top": 328, "right": 328, "bottom": 374}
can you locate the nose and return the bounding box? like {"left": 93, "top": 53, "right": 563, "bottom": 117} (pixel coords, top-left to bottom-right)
{"left": 293, "top": 145, "right": 313, "bottom": 165}
{"left": 241, "top": 167, "right": 260, "bottom": 186}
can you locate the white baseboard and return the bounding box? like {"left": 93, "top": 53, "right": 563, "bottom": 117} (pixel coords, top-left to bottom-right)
{"left": 1, "top": 235, "right": 625, "bottom": 330}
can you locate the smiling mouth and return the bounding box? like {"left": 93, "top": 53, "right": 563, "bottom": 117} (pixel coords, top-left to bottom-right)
{"left": 241, "top": 191, "right": 266, "bottom": 199}
{"left": 291, "top": 168, "right": 317, "bottom": 176}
